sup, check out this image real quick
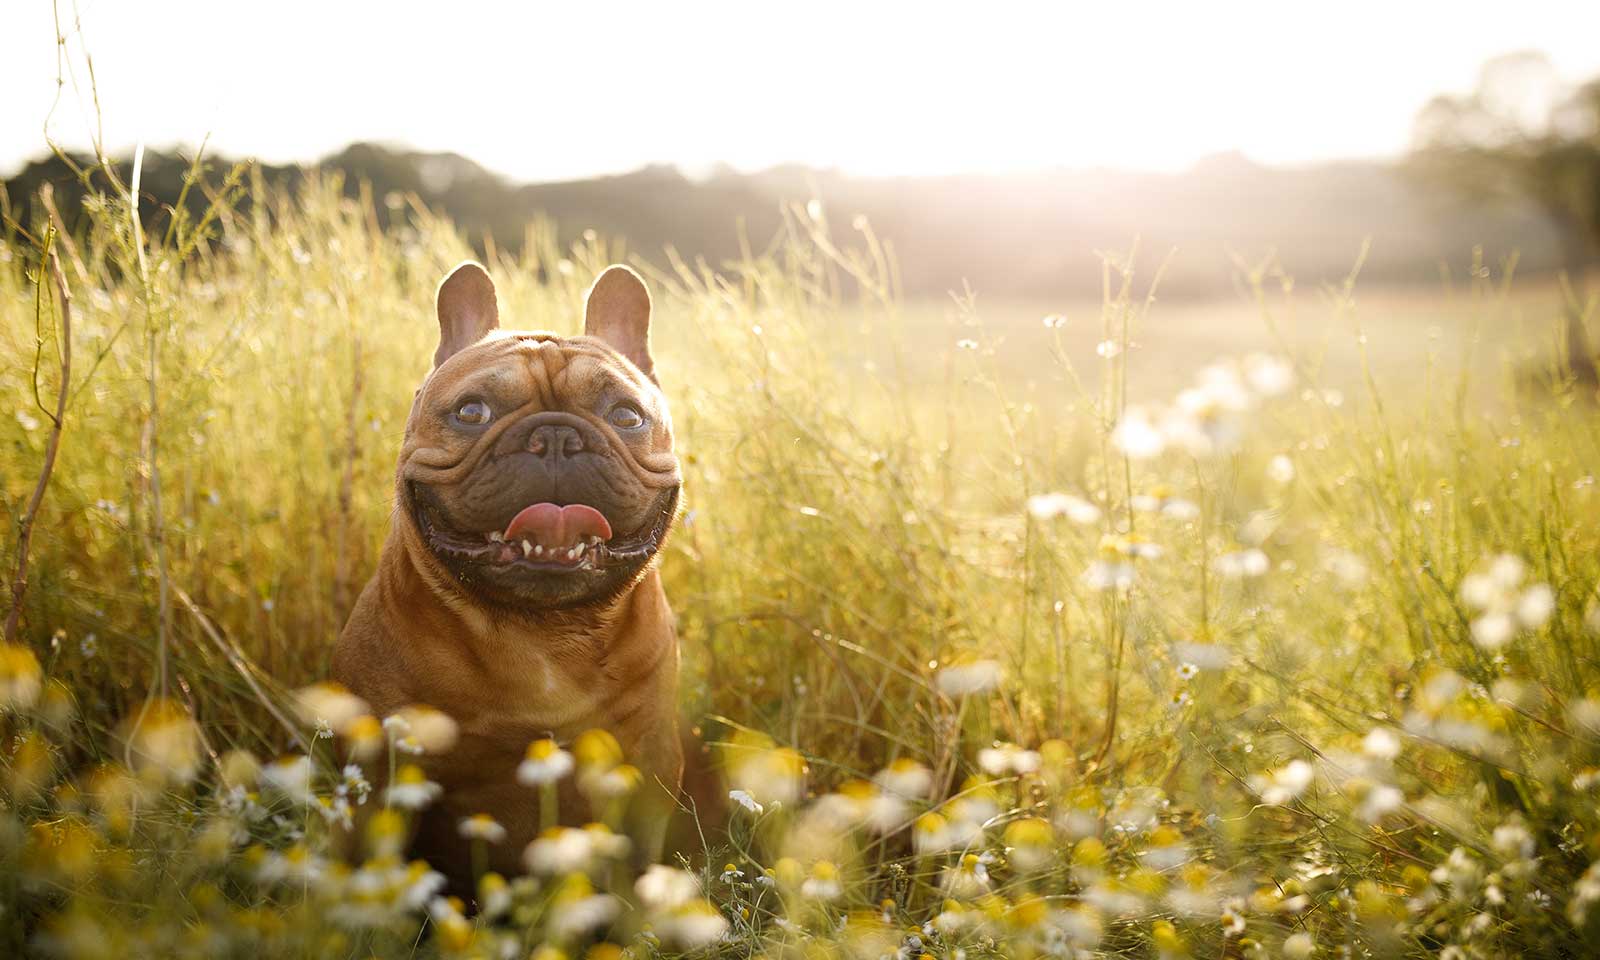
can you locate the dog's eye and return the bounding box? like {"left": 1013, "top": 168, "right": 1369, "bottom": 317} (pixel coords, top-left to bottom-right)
{"left": 454, "top": 399, "right": 493, "bottom": 427}
{"left": 607, "top": 403, "right": 646, "bottom": 431}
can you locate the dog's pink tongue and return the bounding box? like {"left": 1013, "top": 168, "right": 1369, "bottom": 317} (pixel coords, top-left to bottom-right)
{"left": 503, "top": 503, "right": 613, "bottom": 546}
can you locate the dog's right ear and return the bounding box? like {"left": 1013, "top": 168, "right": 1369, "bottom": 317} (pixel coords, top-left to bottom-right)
{"left": 434, "top": 261, "right": 500, "bottom": 369}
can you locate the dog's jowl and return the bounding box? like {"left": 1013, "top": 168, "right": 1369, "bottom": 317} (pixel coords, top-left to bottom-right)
{"left": 333, "top": 262, "right": 683, "bottom": 883}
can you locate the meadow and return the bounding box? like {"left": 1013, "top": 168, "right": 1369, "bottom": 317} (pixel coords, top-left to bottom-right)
{"left": 1, "top": 166, "right": 1599, "bottom": 959}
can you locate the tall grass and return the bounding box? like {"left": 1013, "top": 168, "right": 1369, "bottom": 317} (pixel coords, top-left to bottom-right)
{"left": 2, "top": 163, "right": 1599, "bottom": 958}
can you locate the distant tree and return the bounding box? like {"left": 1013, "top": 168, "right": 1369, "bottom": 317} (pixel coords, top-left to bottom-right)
{"left": 1412, "top": 51, "right": 1600, "bottom": 383}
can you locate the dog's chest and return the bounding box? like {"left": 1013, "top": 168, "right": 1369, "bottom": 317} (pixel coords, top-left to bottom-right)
{"left": 466, "top": 649, "right": 608, "bottom": 736}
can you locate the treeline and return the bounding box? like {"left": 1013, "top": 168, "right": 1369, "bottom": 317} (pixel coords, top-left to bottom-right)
{"left": 1, "top": 142, "right": 1563, "bottom": 299}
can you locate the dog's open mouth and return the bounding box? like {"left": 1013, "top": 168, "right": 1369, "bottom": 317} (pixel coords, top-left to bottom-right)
{"left": 408, "top": 483, "right": 677, "bottom": 575}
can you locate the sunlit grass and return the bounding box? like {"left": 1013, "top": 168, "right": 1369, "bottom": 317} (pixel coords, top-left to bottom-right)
{"left": 1, "top": 167, "right": 1599, "bottom": 958}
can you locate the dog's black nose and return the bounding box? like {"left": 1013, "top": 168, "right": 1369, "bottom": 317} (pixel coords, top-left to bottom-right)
{"left": 529, "top": 423, "right": 584, "bottom": 459}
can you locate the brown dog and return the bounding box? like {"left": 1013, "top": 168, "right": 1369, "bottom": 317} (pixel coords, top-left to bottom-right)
{"left": 333, "top": 261, "right": 683, "bottom": 881}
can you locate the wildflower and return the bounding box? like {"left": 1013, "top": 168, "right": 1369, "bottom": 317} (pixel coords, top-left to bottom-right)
{"left": 339, "top": 763, "right": 371, "bottom": 803}
{"left": 636, "top": 865, "right": 700, "bottom": 909}
{"left": 580, "top": 763, "right": 641, "bottom": 801}
{"left": 1491, "top": 818, "right": 1535, "bottom": 861}
{"left": 1459, "top": 553, "right": 1554, "bottom": 649}
{"left": 942, "top": 853, "right": 991, "bottom": 899}
{"left": 547, "top": 875, "right": 619, "bottom": 939}
{"left": 1173, "top": 639, "right": 1231, "bottom": 670}
{"left": 977, "top": 742, "right": 1042, "bottom": 776}
{"left": 935, "top": 657, "right": 1003, "bottom": 695}
{"left": 1430, "top": 846, "right": 1482, "bottom": 894}
{"left": 1176, "top": 662, "right": 1199, "bottom": 682}
{"left": 386, "top": 705, "right": 458, "bottom": 754}
{"left": 801, "top": 860, "right": 843, "bottom": 900}
{"left": 1215, "top": 547, "right": 1269, "bottom": 579}
{"left": 1003, "top": 818, "right": 1055, "bottom": 873}
{"left": 1141, "top": 824, "right": 1190, "bottom": 871}
{"left": 719, "top": 862, "right": 744, "bottom": 883}
{"left": 1026, "top": 492, "right": 1102, "bottom": 524}
{"left": 1569, "top": 861, "right": 1600, "bottom": 927}
{"left": 1084, "top": 539, "right": 1136, "bottom": 593}
{"left": 458, "top": 813, "right": 507, "bottom": 844}
{"left": 341, "top": 714, "right": 385, "bottom": 760}
{"left": 1249, "top": 759, "right": 1314, "bottom": 805}
{"left": 914, "top": 812, "right": 955, "bottom": 855}
{"left": 260, "top": 755, "right": 315, "bottom": 804}
{"left": 656, "top": 900, "right": 729, "bottom": 949}
{"left": 1132, "top": 486, "right": 1200, "bottom": 520}
{"left": 873, "top": 757, "right": 932, "bottom": 799}
{"left": 724, "top": 732, "right": 805, "bottom": 806}
{"left": 728, "top": 789, "right": 763, "bottom": 814}
{"left": 574, "top": 728, "right": 623, "bottom": 772}
{"left": 478, "top": 872, "right": 511, "bottom": 920}
{"left": 7, "top": 733, "right": 54, "bottom": 799}
{"left": 1042, "top": 314, "right": 1067, "bottom": 329}
{"left": 365, "top": 808, "right": 408, "bottom": 859}
{"left": 384, "top": 764, "right": 441, "bottom": 810}
{"left": 1110, "top": 408, "right": 1166, "bottom": 459}
{"left": 79, "top": 633, "right": 98, "bottom": 658}
{"left": 211, "top": 751, "right": 258, "bottom": 792}
{"left": 1354, "top": 782, "right": 1404, "bottom": 822}
{"left": 255, "top": 843, "right": 326, "bottom": 886}
{"left": 122, "top": 700, "right": 202, "bottom": 786}
{"left": 1362, "top": 727, "right": 1402, "bottom": 760}
{"left": 1095, "top": 339, "right": 1121, "bottom": 358}
{"left": 1243, "top": 353, "right": 1295, "bottom": 396}
{"left": 956, "top": 338, "right": 978, "bottom": 351}
{"left": 292, "top": 682, "right": 370, "bottom": 731}
{"left": 1282, "top": 932, "right": 1314, "bottom": 959}
{"left": 525, "top": 827, "right": 596, "bottom": 875}
{"left": 1220, "top": 897, "right": 1247, "bottom": 937}
{"left": 518, "top": 738, "right": 575, "bottom": 786}
{"left": 1323, "top": 549, "right": 1370, "bottom": 588}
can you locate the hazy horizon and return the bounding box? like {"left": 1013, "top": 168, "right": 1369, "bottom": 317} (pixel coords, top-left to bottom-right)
{"left": 6, "top": 0, "right": 1600, "bottom": 184}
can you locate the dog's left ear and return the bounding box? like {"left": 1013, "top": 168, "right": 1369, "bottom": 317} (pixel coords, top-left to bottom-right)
{"left": 434, "top": 261, "right": 500, "bottom": 369}
{"left": 584, "top": 265, "right": 654, "bottom": 381}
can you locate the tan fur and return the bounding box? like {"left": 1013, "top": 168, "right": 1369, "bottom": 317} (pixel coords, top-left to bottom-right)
{"left": 333, "top": 264, "right": 682, "bottom": 881}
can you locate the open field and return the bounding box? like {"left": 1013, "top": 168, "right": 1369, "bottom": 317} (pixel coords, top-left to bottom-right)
{"left": 2, "top": 177, "right": 1599, "bottom": 958}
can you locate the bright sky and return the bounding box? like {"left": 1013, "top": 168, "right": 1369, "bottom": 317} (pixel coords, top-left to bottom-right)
{"left": 5, "top": 0, "right": 1600, "bottom": 182}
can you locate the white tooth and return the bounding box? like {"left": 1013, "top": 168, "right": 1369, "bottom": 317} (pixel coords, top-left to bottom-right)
{"left": 533, "top": 544, "right": 543, "bottom": 557}
{"left": 489, "top": 531, "right": 504, "bottom": 542}
{"left": 521, "top": 540, "right": 533, "bottom": 557}
{"left": 574, "top": 542, "right": 586, "bottom": 557}
{"left": 567, "top": 547, "right": 578, "bottom": 560}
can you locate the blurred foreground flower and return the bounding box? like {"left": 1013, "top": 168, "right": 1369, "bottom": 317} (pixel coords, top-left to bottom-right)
{"left": 547, "top": 874, "right": 619, "bottom": 939}
{"left": 1026, "top": 492, "right": 1101, "bottom": 524}
{"left": 1460, "top": 553, "right": 1554, "bottom": 649}
{"left": 458, "top": 813, "right": 507, "bottom": 844}
{"left": 292, "top": 682, "right": 370, "bottom": 731}
{"left": 121, "top": 699, "right": 201, "bottom": 786}
{"left": 518, "top": 737, "right": 575, "bottom": 786}
{"left": 385, "top": 705, "right": 459, "bottom": 755}
{"left": 262, "top": 754, "right": 315, "bottom": 805}
{"left": 724, "top": 730, "right": 805, "bottom": 806}
{"left": 936, "top": 657, "right": 1002, "bottom": 696}
{"left": 385, "top": 764, "right": 442, "bottom": 810}
{"left": 1249, "top": 759, "right": 1314, "bottom": 805}
{"left": 0, "top": 642, "right": 43, "bottom": 710}
{"left": 636, "top": 864, "right": 700, "bottom": 909}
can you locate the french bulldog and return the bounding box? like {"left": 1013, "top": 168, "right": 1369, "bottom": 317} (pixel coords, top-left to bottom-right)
{"left": 333, "top": 261, "right": 683, "bottom": 882}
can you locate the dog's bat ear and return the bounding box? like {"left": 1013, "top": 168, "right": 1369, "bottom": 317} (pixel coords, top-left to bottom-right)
{"left": 434, "top": 261, "right": 500, "bottom": 369}
{"left": 584, "top": 264, "right": 654, "bottom": 381}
